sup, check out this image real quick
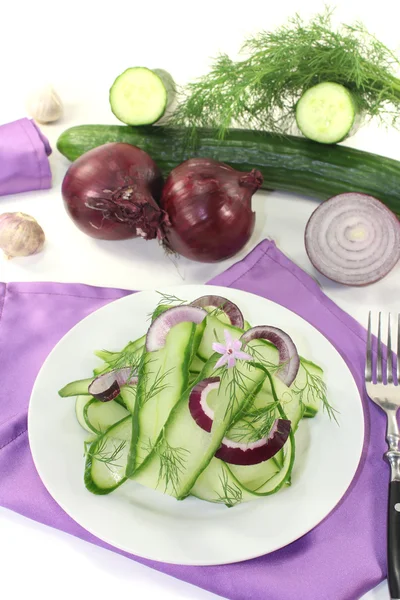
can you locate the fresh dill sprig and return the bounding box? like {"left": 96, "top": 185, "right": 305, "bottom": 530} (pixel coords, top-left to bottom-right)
{"left": 83, "top": 438, "right": 93, "bottom": 457}
{"left": 146, "top": 291, "right": 188, "bottom": 321}
{"left": 170, "top": 6, "right": 400, "bottom": 140}
{"left": 293, "top": 362, "right": 339, "bottom": 423}
{"left": 87, "top": 437, "right": 127, "bottom": 472}
{"left": 214, "top": 469, "right": 243, "bottom": 507}
{"left": 156, "top": 291, "right": 187, "bottom": 307}
{"left": 140, "top": 361, "right": 175, "bottom": 406}
{"left": 245, "top": 343, "right": 286, "bottom": 375}
{"left": 228, "top": 402, "right": 278, "bottom": 443}
{"left": 204, "top": 301, "right": 230, "bottom": 321}
{"left": 219, "top": 364, "right": 257, "bottom": 423}
{"left": 143, "top": 436, "right": 189, "bottom": 494}
{"left": 101, "top": 344, "right": 143, "bottom": 373}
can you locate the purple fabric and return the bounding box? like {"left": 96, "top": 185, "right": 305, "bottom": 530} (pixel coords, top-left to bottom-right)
{"left": 0, "top": 118, "right": 52, "bottom": 196}
{"left": 0, "top": 239, "right": 387, "bottom": 600}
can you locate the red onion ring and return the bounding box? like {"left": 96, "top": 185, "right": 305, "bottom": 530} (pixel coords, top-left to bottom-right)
{"left": 188, "top": 377, "right": 291, "bottom": 465}
{"left": 88, "top": 368, "right": 138, "bottom": 402}
{"left": 146, "top": 305, "right": 207, "bottom": 352}
{"left": 305, "top": 193, "right": 400, "bottom": 286}
{"left": 190, "top": 295, "right": 244, "bottom": 328}
{"left": 240, "top": 326, "right": 300, "bottom": 386}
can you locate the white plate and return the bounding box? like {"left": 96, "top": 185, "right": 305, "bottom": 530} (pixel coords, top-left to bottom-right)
{"left": 28, "top": 285, "right": 364, "bottom": 566}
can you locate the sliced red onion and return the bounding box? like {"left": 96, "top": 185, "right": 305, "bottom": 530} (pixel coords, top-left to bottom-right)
{"left": 305, "top": 193, "right": 400, "bottom": 286}
{"left": 188, "top": 377, "right": 220, "bottom": 432}
{"left": 215, "top": 419, "right": 291, "bottom": 465}
{"left": 188, "top": 377, "right": 291, "bottom": 465}
{"left": 190, "top": 295, "right": 244, "bottom": 328}
{"left": 146, "top": 305, "right": 207, "bottom": 352}
{"left": 88, "top": 368, "right": 138, "bottom": 402}
{"left": 240, "top": 326, "right": 300, "bottom": 386}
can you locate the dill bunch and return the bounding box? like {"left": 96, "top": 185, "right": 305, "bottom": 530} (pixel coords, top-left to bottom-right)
{"left": 170, "top": 6, "right": 400, "bottom": 139}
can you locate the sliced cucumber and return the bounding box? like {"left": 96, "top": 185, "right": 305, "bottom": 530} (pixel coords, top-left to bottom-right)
{"left": 84, "top": 416, "right": 132, "bottom": 495}
{"left": 110, "top": 67, "right": 171, "bottom": 126}
{"left": 94, "top": 334, "right": 145, "bottom": 369}
{"left": 191, "top": 432, "right": 294, "bottom": 505}
{"left": 249, "top": 432, "right": 294, "bottom": 495}
{"left": 295, "top": 82, "right": 357, "bottom": 144}
{"left": 83, "top": 397, "right": 129, "bottom": 434}
{"left": 190, "top": 458, "right": 258, "bottom": 505}
{"left": 127, "top": 319, "right": 206, "bottom": 474}
{"left": 59, "top": 377, "right": 93, "bottom": 397}
{"left": 132, "top": 356, "right": 267, "bottom": 499}
{"left": 118, "top": 384, "right": 137, "bottom": 413}
{"left": 75, "top": 395, "right": 94, "bottom": 432}
{"left": 197, "top": 315, "right": 243, "bottom": 361}
{"left": 190, "top": 353, "right": 206, "bottom": 373}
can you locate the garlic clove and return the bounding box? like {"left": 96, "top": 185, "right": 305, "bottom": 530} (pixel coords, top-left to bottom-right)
{"left": 26, "top": 84, "right": 63, "bottom": 124}
{"left": 0, "top": 212, "right": 45, "bottom": 259}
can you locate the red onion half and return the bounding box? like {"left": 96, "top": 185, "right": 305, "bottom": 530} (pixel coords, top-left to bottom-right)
{"left": 61, "top": 143, "right": 169, "bottom": 241}
{"left": 305, "top": 193, "right": 400, "bottom": 286}
{"left": 160, "top": 158, "right": 263, "bottom": 262}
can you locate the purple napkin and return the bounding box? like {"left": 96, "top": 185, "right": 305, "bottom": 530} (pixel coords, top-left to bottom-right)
{"left": 0, "top": 239, "right": 387, "bottom": 600}
{"left": 0, "top": 118, "right": 52, "bottom": 196}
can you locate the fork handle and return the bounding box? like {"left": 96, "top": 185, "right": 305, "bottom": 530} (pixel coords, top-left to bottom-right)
{"left": 388, "top": 480, "right": 400, "bottom": 598}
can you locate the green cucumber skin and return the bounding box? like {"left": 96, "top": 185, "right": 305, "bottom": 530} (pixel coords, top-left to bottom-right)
{"left": 57, "top": 124, "right": 400, "bottom": 217}
{"left": 126, "top": 320, "right": 206, "bottom": 477}
{"left": 58, "top": 377, "right": 93, "bottom": 397}
{"left": 84, "top": 416, "right": 131, "bottom": 495}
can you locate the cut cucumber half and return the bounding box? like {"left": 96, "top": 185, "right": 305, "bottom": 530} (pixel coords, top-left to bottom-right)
{"left": 129, "top": 319, "right": 205, "bottom": 472}
{"left": 296, "top": 82, "right": 357, "bottom": 144}
{"left": 110, "top": 67, "right": 170, "bottom": 126}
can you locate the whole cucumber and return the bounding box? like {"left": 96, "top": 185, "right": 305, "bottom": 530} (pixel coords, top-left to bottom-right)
{"left": 57, "top": 125, "right": 400, "bottom": 217}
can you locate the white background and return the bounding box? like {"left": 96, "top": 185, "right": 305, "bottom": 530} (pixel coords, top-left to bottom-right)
{"left": 1, "top": 0, "right": 399, "bottom": 598}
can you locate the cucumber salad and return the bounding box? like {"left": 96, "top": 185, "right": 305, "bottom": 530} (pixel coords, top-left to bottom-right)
{"left": 59, "top": 293, "right": 335, "bottom": 507}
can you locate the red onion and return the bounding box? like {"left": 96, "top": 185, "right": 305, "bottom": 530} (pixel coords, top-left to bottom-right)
{"left": 160, "top": 158, "right": 263, "bottom": 262}
{"left": 190, "top": 295, "right": 244, "bottom": 328}
{"left": 146, "top": 305, "right": 207, "bottom": 352}
{"left": 61, "top": 143, "right": 169, "bottom": 241}
{"left": 305, "top": 193, "right": 400, "bottom": 286}
{"left": 188, "top": 377, "right": 290, "bottom": 465}
{"left": 240, "top": 326, "right": 300, "bottom": 387}
{"left": 214, "top": 419, "right": 291, "bottom": 465}
{"left": 88, "top": 368, "right": 138, "bottom": 402}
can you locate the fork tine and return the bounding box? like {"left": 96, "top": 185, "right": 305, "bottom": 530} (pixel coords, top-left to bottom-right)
{"left": 387, "top": 313, "right": 393, "bottom": 384}
{"left": 377, "top": 312, "right": 383, "bottom": 383}
{"left": 365, "top": 311, "right": 372, "bottom": 383}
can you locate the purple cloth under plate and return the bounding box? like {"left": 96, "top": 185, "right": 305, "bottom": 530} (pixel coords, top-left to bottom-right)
{"left": 0, "top": 118, "right": 52, "bottom": 196}
{"left": 0, "top": 239, "right": 388, "bottom": 600}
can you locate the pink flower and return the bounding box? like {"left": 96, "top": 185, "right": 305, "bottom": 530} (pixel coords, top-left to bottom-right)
{"left": 212, "top": 329, "right": 253, "bottom": 369}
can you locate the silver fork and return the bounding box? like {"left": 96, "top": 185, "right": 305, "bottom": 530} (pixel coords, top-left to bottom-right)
{"left": 366, "top": 312, "right": 400, "bottom": 599}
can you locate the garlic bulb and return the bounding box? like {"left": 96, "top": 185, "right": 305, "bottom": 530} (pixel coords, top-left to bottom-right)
{"left": 0, "top": 212, "right": 45, "bottom": 259}
{"left": 26, "top": 84, "right": 63, "bottom": 124}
